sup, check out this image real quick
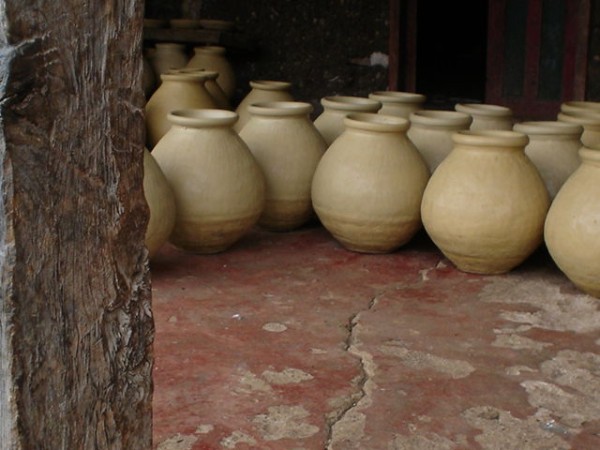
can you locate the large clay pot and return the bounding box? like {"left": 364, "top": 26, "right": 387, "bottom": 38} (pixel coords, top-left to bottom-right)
{"left": 312, "top": 113, "right": 430, "bottom": 253}
{"left": 313, "top": 96, "right": 381, "bottom": 145}
{"left": 239, "top": 101, "right": 327, "bottom": 230}
{"left": 143, "top": 149, "right": 176, "bottom": 259}
{"left": 145, "top": 71, "right": 217, "bottom": 148}
{"left": 421, "top": 130, "right": 550, "bottom": 274}
{"left": 407, "top": 110, "right": 472, "bottom": 172}
{"left": 186, "top": 46, "right": 236, "bottom": 98}
{"left": 557, "top": 111, "right": 600, "bottom": 147}
{"left": 149, "top": 43, "right": 188, "bottom": 81}
{"left": 368, "top": 91, "right": 426, "bottom": 118}
{"left": 234, "top": 80, "right": 294, "bottom": 132}
{"left": 560, "top": 101, "right": 600, "bottom": 116}
{"left": 513, "top": 121, "right": 582, "bottom": 199}
{"left": 172, "top": 68, "right": 230, "bottom": 109}
{"left": 455, "top": 103, "right": 513, "bottom": 130}
{"left": 545, "top": 145, "right": 600, "bottom": 297}
{"left": 151, "top": 109, "right": 266, "bottom": 253}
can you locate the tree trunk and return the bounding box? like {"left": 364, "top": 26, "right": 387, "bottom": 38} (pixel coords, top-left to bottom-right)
{"left": 0, "top": 1, "right": 153, "bottom": 449}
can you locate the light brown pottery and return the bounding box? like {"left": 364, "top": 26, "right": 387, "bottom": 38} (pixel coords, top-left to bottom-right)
{"left": 234, "top": 80, "right": 294, "bottom": 132}
{"left": 172, "top": 68, "right": 230, "bottom": 109}
{"left": 144, "top": 18, "right": 168, "bottom": 28}
{"left": 313, "top": 96, "right": 381, "bottom": 145}
{"left": 455, "top": 103, "right": 513, "bottom": 130}
{"left": 145, "top": 71, "right": 217, "bottom": 148}
{"left": 557, "top": 111, "right": 600, "bottom": 147}
{"left": 143, "top": 148, "right": 176, "bottom": 259}
{"left": 312, "top": 113, "right": 430, "bottom": 253}
{"left": 560, "top": 101, "right": 600, "bottom": 116}
{"left": 151, "top": 109, "right": 266, "bottom": 253}
{"left": 407, "top": 110, "right": 472, "bottom": 172}
{"left": 368, "top": 91, "right": 426, "bottom": 118}
{"left": 513, "top": 121, "right": 582, "bottom": 199}
{"left": 239, "top": 101, "right": 327, "bottom": 230}
{"left": 149, "top": 43, "right": 188, "bottom": 81}
{"left": 545, "top": 145, "right": 600, "bottom": 297}
{"left": 421, "top": 130, "right": 550, "bottom": 274}
{"left": 186, "top": 46, "right": 236, "bottom": 98}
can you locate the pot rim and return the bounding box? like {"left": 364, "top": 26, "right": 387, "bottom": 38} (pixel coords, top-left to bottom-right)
{"left": 192, "top": 45, "right": 226, "bottom": 54}
{"left": 561, "top": 101, "right": 600, "bottom": 113}
{"left": 453, "top": 130, "right": 529, "bottom": 147}
{"left": 321, "top": 96, "right": 381, "bottom": 112}
{"left": 455, "top": 103, "right": 513, "bottom": 117}
{"left": 168, "top": 109, "right": 238, "bottom": 127}
{"left": 409, "top": 110, "right": 472, "bottom": 128}
{"left": 160, "top": 72, "right": 211, "bottom": 82}
{"left": 558, "top": 112, "right": 600, "bottom": 129}
{"left": 166, "top": 69, "right": 218, "bottom": 80}
{"left": 514, "top": 121, "right": 583, "bottom": 136}
{"left": 249, "top": 80, "right": 292, "bottom": 91}
{"left": 248, "top": 101, "right": 313, "bottom": 116}
{"left": 368, "top": 91, "right": 426, "bottom": 104}
{"left": 344, "top": 113, "right": 409, "bottom": 132}
{"left": 155, "top": 42, "right": 185, "bottom": 49}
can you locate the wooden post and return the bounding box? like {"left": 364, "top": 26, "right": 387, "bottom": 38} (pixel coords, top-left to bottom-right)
{"left": 0, "top": 1, "right": 153, "bottom": 449}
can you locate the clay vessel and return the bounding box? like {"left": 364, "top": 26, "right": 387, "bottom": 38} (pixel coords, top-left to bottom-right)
{"left": 145, "top": 71, "right": 217, "bottom": 148}
{"left": 455, "top": 103, "right": 513, "bottom": 130}
{"left": 560, "top": 101, "right": 600, "bottom": 116}
{"left": 143, "top": 149, "right": 176, "bottom": 259}
{"left": 513, "top": 121, "right": 582, "bottom": 199}
{"left": 312, "top": 113, "right": 430, "bottom": 253}
{"left": 234, "top": 80, "right": 294, "bottom": 132}
{"left": 239, "top": 102, "right": 327, "bottom": 230}
{"left": 172, "top": 68, "right": 230, "bottom": 109}
{"left": 150, "top": 43, "right": 188, "bottom": 81}
{"left": 313, "top": 96, "right": 381, "bottom": 145}
{"left": 151, "top": 109, "right": 266, "bottom": 253}
{"left": 368, "top": 91, "right": 426, "bottom": 118}
{"left": 407, "top": 110, "right": 472, "bottom": 172}
{"left": 545, "top": 145, "right": 600, "bottom": 297}
{"left": 557, "top": 111, "right": 600, "bottom": 147}
{"left": 186, "top": 46, "right": 236, "bottom": 98}
{"left": 421, "top": 130, "right": 550, "bottom": 274}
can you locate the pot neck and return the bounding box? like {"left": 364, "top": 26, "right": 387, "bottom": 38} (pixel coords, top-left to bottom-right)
{"left": 249, "top": 80, "right": 292, "bottom": 91}
{"left": 321, "top": 96, "right": 381, "bottom": 113}
{"left": 452, "top": 130, "right": 528, "bottom": 152}
{"left": 409, "top": 110, "right": 472, "bottom": 130}
{"left": 248, "top": 101, "right": 312, "bottom": 118}
{"left": 580, "top": 146, "right": 600, "bottom": 167}
{"left": 167, "top": 109, "right": 238, "bottom": 129}
{"left": 344, "top": 113, "right": 409, "bottom": 133}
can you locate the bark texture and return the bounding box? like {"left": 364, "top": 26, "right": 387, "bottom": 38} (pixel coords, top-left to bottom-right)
{"left": 0, "top": 1, "right": 152, "bottom": 449}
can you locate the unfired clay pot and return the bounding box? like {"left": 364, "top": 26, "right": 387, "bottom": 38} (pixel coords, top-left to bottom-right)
{"left": 560, "top": 101, "right": 600, "bottom": 116}
{"left": 545, "top": 145, "right": 600, "bottom": 297}
{"left": 313, "top": 96, "right": 381, "bottom": 145}
{"left": 557, "top": 111, "right": 600, "bottom": 147}
{"left": 368, "top": 91, "right": 426, "bottom": 118}
{"left": 407, "top": 110, "right": 472, "bottom": 172}
{"left": 455, "top": 103, "right": 513, "bottom": 130}
{"left": 186, "top": 46, "right": 236, "bottom": 98}
{"left": 145, "top": 71, "right": 217, "bottom": 148}
{"left": 172, "top": 68, "right": 230, "bottom": 109}
{"left": 421, "top": 130, "right": 550, "bottom": 274}
{"left": 312, "top": 113, "right": 430, "bottom": 253}
{"left": 143, "top": 148, "right": 176, "bottom": 259}
{"left": 234, "top": 80, "right": 294, "bottom": 132}
{"left": 513, "top": 121, "right": 582, "bottom": 199}
{"left": 150, "top": 43, "right": 188, "bottom": 80}
{"left": 152, "top": 109, "right": 266, "bottom": 253}
{"left": 239, "top": 101, "right": 327, "bottom": 230}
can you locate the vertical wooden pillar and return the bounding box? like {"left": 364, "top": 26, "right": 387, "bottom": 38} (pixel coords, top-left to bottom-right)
{"left": 0, "top": 1, "right": 153, "bottom": 449}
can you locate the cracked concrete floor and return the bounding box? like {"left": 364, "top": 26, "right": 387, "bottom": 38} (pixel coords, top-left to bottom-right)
{"left": 150, "top": 226, "right": 600, "bottom": 450}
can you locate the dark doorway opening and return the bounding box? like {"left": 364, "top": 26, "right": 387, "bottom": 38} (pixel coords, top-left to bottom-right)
{"left": 416, "top": 1, "right": 488, "bottom": 109}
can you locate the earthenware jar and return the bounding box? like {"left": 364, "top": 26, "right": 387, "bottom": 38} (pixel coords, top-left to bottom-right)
{"left": 368, "top": 91, "right": 426, "bottom": 118}
{"left": 407, "top": 110, "right": 472, "bottom": 172}
{"left": 150, "top": 43, "right": 188, "bottom": 81}
{"left": 421, "top": 130, "right": 550, "bottom": 274}
{"left": 557, "top": 111, "right": 600, "bottom": 147}
{"left": 186, "top": 46, "right": 236, "bottom": 98}
{"left": 239, "top": 102, "right": 327, "bottom": 230}
{"left": 145, "top": 71, "right": 217, "bottom": 148}
{"left": 545, "top": 145, "right": 600, "bottom": 297}
{"left": 172, "top": 68, "right": 230, "bottom": 109}
{"left": 513, "top": 121, "right": 582, "bottom": 199}
{"left": 312, "top": 113, "right": 430, "bottom": 253}
{"left": 234, "top": 80, "right": 294, "bottom": 132}
{"left": 143, "top": 149, "right": 176, "bottom": 259}
{"left": 152, "top": 109, "right": 266, "bottom": 253}
{"left": 313, "top": 96, "right": 381, "bottom": 145}
{"left": 455, "top": 103, "right": 513, "bottom": 130}
{"left": 560, "top": 101, "right": 600, "bottom": 116}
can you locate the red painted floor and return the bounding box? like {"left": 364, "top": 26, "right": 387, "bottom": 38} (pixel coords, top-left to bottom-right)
{"left": 151, "top": 226, "right": 600, "bottom": 450}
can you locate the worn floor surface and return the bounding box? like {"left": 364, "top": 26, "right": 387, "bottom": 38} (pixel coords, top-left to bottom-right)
{"left": 151, "top": 226, "right": 600, "bottom": 450}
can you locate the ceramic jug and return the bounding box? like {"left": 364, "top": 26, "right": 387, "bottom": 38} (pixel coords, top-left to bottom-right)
{"left": 234, "top": 80, "right": 294, "bottom": 132}
{"left": 150, "top": 43, "right": 188, "bottom": 81}
{"left": 186, "top": 46, "right": 236, "bottom": 98}
{"left": 368, "top": 91, "right": 426, "bottom": 118}
{"left": 455, "top": 103, "right": 513, "bottom": 130}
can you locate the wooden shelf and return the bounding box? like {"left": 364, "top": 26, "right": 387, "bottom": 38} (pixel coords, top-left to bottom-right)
{"left": 143, "top": 28, "right": 257, "bottom": 51}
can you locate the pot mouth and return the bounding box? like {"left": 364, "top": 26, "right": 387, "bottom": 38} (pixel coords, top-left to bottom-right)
{"left": 155, "top": 42, "right": 185, "bottom": 49}
{"left": 321, "top": 96, "right": 381, "bottom": 112}
{"left": 170, "top": 68, "right": 219, "bottom": 79}
{"left": 453, "top": 130, "right": 529, "bottom": 147}
{"left": 561, "top": 101, "right": 600, "bottom": 114}
{"left": 368, "top": 91, "right": 426, "bottom": 104}
{"left": 513, "top": 121, "right": 583, "bottom": 136}
{"left": 248, "top": 101, "right": 313, "bottom": 116}
{"left": 409, "top": 110, "right": 472, "bottom": 128}
{"left": 249, "top": 80, "right": 292, "bottom": 91}
{"left": 345, "top": 113, "right": 409, "bottom": 132}
{"left": 160, "top": 72, "right": 210, "bottom": 82}
{"left": 168, "top": 109, "right": 237, "bottom": 127}
{"left": 558, "top": 111, "right": 600, "bottom": 128}
{"left": 455, "top": 103, "right": 512, "bottom": 117}
{"left": 193, "top": 45, "right": 226, "bottom": 54}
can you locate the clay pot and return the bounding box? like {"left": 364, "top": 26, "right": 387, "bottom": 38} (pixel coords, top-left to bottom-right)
{"left": 545, "top": 145, "right": 600, "bottom": 297}
{"left": 421, "top": 130, "right": 550, "bottom": 274}
{"left": 557, "top": 111, "right": 600, "bottom": 147}
{"left": 145, "top": 71, "right": 217, "bottom": 148}
{"left": 143, "top": 149, "right": 176, "bottom": 259}
{"left": 313, "top": 96, "right": 381, "bottom": 145}
{"left": 407, "top": 110, "right": 472, "bottom": 172}
{"left": 234, "top": 80, "right": 294, "bottom": 132}
{"left": 186, "top": 46, "right": 236, "bottom": 98}
{"left": 513, "top": 121, "right": 582, "bottom": 199}
{"left": 149, "top": 43, "right": 188, "bottom": 81}
{"left": 368, "top": 91, "right": 426, "bottom": 118}
{"left": 172, "top": 68, "right": 230, "bottom": 109}
{"left": 151, "top": 109, "right": 266, "bottom": 253}
{"left": 239, "top": 102, "right": 327, "bottom": 230}
{"left": 455, "top": 103, "right": 513, "bottom": 130}
{"left": 560, "top": 101, "right": 600, "bottom": 116}
{"left": 312, "top": 113, "right": 430, "bottom": 253}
